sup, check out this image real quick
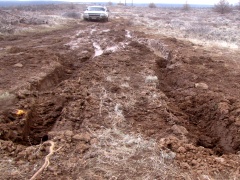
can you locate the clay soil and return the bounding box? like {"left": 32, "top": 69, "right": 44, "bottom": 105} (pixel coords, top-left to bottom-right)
{"left": 0, "top": 5, "right": 240, "bottom": 180}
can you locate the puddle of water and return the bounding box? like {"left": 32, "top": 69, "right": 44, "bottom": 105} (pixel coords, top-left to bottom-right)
{"left": 106, "top": 45, "right": 119, "bottom": 52}
{"left": 65, "top": 39, "right": 80, "bottom": 50}
{"left": 126, "top": 30, "right": 132, "bottom": 38}
{"left": 102, "top": 29, "right": 110, "bottom": 33}
{"left": 93, "top": 42, "right": 103, "bottom": 57}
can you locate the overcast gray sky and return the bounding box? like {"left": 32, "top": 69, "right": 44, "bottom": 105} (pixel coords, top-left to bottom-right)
{"left": 62, "top": 0, "right": 238, "bottom": 4}
{"left": 9, "top": 0, "right": 240, "bottom": 5}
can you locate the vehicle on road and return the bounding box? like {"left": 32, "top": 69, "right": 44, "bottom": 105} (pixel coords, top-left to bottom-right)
{"left": 83, "top": 6, "right": 109, "bottom": 22}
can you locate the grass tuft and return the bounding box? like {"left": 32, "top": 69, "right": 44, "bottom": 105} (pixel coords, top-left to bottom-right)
{"left": 83, "top": 127, "right": 184, "bottom": 179}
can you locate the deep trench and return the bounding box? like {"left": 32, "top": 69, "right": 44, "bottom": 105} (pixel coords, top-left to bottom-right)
{"left": 0, "top": 63, "right": 71, "bottom": 146}
{"left": 155, "top": 57, "right": 240, "bottom": 155}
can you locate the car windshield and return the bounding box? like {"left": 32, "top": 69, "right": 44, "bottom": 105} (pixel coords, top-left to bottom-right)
{"left": 88, "top": 7, "right": 105, "bottom": 11}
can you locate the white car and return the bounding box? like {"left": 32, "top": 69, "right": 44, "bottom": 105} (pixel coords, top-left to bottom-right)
{"left": 83, "top": 6, "right": 109, "bottom": 22}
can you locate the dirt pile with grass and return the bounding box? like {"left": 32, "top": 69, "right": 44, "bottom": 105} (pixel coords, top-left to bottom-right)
{"left": 0, "top": 5, "right": 240, "bottom": 180}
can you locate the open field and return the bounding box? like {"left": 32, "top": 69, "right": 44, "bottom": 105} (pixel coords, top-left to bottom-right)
{"left": 0, "top": 4, "right": 240, "bottom": 179}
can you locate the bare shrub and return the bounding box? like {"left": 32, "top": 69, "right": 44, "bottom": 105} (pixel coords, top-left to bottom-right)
{"left": 236, "top": 0, "right": 240, "bottom": 10}
{"left": 117, "top": 2, "right": 125, "bottom": 6}
{"left": 69, "top": 3, "right": 76, "bottom": 9}
{"left": 0, "top": 10, "right": 19, "bottom": 34}
{"left": 20, "top": 17, "right": 48, "bottom": 25}
{"left": 0, "top": 25, "right": 15, "bottom": 34}
{"left": 182, "top": 1, "right": 190, "bottom": 11}
{"left": 214, "top": 0, "right": 232, "bottom": 14}
{"left": 185, "top": 24, "right": 211, "bottom": 37}
{"left": 149, "top": 2, "right": 156, "bottom": 8}
{"left": 148, "top": 16, "right": 162, "bottom": 20}
{"left": 84, "top": 127, "right": 182, "bottom": 179}
{"left": 107, "top": 1, "right": 113, "bottom": 6}
{"left": 62, "top": 12, "right": 81, "bottom": 19}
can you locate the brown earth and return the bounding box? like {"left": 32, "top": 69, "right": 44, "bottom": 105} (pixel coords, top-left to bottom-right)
{"left": 0, "top": 16, "right": 240, "bottom": 179}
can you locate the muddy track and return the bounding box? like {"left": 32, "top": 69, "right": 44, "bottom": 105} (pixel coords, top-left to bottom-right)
{"left": 0, "top": 19, "right": 240, "bottom": 179}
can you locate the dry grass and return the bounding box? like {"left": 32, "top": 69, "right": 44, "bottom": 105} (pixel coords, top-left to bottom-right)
{"left": 84, "top": 127, "right": 186, "bottom": 179}
{"left": 119, "top": 7, "right": 239, "bottom": 49}
{"left": 0, "top": 4, "right": 82, "bottom": 35}
{"left": 0, "top": 157, "right": 26, "bottom": 178}
{"left": 82, "top": 76, "right": 185, "bottom": 179}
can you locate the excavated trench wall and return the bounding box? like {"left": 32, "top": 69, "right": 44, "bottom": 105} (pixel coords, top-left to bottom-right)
{"left": 151, "top": 38, "right": 240, "bottom": 154}
{"left": 0, "top": 62, "right": 70, "bottom": 146}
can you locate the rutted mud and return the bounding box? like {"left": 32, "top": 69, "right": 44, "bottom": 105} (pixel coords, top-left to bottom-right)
{"left": 0, "top": 17, "right": 240, "bottom": 179}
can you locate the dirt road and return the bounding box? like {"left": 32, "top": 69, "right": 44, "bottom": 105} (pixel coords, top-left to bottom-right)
{"left": 0, "top": 17, "right": 240, "bottom": 179}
